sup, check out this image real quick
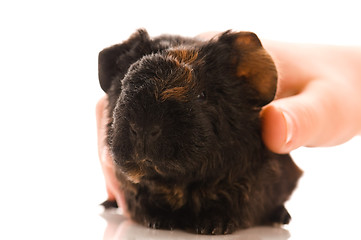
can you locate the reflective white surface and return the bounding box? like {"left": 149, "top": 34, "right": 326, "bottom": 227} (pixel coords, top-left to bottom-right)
{"left": 101, "top": 210, "right": 291, "bottom": 240}
{"left": 1, "top": 1, "right": 361, "bottom": 239}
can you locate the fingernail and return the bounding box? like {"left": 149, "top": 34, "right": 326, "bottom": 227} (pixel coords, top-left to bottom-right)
{"left": 282, "top": 111, "right": 293, "bottom": 145}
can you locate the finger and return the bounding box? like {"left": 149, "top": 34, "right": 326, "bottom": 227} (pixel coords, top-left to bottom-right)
{"left": 96, "top": 96, "right": 118, "bottom": 199}
{"left": 99, "top": 147, "right": 117, "bottom": 200}
{"left": 261, "top": 105, "right": 289, "bottom": 153}
{"left": 96, "top": 96, "right": 115, "bottom": 167}
{"left": 263, "top": 40, "right": 314, "bottom": 100}
{"left": 261, "top": 79, "right": 354, "bottom": 153}
{"left": 96, "top": 96, "right": 108, "bottom": 160}
{"left": 96, "top": 96, "right": 128, "bottom": 214}
{"left": 195, "top": 31, "right": 220, "bottom": 41}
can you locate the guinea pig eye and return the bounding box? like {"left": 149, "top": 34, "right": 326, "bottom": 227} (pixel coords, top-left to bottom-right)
{"left": 196, "top": 91, "right": 206, "bottom": 101}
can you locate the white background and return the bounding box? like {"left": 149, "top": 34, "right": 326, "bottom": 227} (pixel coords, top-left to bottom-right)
{"left": 1, "top": 0, "right": 361, "bottom": 239}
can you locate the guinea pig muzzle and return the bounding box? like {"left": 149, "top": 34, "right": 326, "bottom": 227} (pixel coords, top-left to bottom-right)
{"left": 130, "top": 123, "right": 162, "bottom": 155}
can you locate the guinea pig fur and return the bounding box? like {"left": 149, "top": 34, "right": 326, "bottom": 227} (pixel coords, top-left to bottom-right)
{"left": 98, "top": 29, "right": 302, "bottom": 235}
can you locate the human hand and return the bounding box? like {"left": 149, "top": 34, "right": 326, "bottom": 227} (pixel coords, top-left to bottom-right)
{"left": 96, "top": 96, "right": 127, "bottom": 214}
{"left": 261, "top": 41, "right": 361, "bottom": 153}
{"left": 197, "top": 32, "right": 361, "bottom": 153}
{"left": 97, "top": 33, "right": 361, "bottom": 205}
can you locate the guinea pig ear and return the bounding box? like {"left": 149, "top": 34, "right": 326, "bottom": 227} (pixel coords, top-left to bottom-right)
{"left": 219, "top": 31, "right": 278, "bottom": 107}
{"left": 98, "top": 29, "right": 151, "bottom": 92}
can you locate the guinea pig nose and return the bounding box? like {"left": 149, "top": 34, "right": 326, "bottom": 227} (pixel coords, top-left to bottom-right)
{"left": 147, "top": 125, "right": 162, "bottom": 141}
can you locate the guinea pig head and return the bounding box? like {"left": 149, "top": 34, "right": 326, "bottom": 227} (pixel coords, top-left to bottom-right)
{"left": 110, "top": 51, "right": 211, "bottom": 183}
{"left": 99, "top": 31, "right": 278, "bottom": 183}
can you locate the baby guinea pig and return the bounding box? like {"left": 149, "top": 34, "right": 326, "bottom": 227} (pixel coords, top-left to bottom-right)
{"left": 98, "top": 29, "right": 302, "bottom": 235}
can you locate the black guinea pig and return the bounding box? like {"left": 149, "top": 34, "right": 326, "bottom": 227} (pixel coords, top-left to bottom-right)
{"left": 98, "top": 29, "right": 302, "bottom": 235}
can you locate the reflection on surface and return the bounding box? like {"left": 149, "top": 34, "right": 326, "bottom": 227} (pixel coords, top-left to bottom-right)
{"left": 101, "top": 210, "right": 290, "bottom": 240}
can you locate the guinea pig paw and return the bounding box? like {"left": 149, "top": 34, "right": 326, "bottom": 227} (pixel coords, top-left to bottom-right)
{"left": 144, "top": 217, "right": 175, "bottom": 231}
{"left": 195, "top": 218, "right": 235, "bottom": 235}
{"left": 271, "top": 205, "right": 292, "bottom": 225}
{"left": 100, "top": 199, "right": 118, "bottom": 209}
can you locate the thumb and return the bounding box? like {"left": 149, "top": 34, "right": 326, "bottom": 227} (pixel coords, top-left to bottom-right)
{"left": 261, "top": 80, "right": 353, "bottom": 153}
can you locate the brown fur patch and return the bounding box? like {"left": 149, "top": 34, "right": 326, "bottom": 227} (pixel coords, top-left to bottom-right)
{"left": 167, "top": 49, "right": 199, "bottom": 65}
{"left": 125, "top": 170, "right": 145, "bottom": 184}
{"left": 160, "top": 86, "right": 190, "bottom": 102}
{"left": 155, "top": 49, "right": 199, "bottom": 102}
{"left": 153, "top": 184, "right": 186, "bottom": 210}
